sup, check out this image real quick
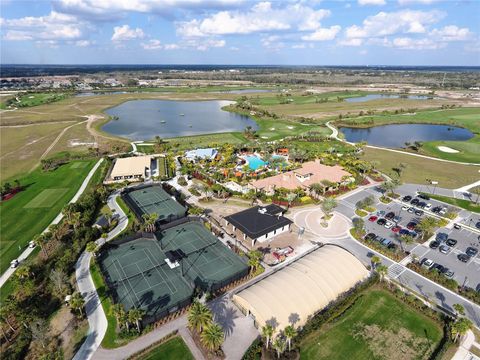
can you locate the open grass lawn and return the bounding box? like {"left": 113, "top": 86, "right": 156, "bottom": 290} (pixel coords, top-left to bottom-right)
{"left": 134, "top": 336, "right": 194, "bottom": 360}
{"left": 300, "top": 289, "right": 443, "bottom": 360}
{"left": 0, "top": 159, "right": 95, "bottom": 273}
{"left": 164, "top": 132, "right": 247, "bottom": 150}
{"left": 421, "top": 193, "right": 480, "bottom": 214}
{"left": 362, "top": 147, "right": 480, "bottom": 189}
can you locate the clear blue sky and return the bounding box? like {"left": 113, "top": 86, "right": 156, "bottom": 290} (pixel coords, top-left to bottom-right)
{"left": 1, "top": 0, "right": 479, "bottom": 65}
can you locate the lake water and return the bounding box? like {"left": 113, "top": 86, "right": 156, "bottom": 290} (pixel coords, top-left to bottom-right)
{"left": 345, "top": 94, "right": 432, "bottom": 103}
{"left": 102, "top": 99, "right": 258, "bottom": 140}
{"left": 339, "top": 124, "right": 474, "bottom": 148}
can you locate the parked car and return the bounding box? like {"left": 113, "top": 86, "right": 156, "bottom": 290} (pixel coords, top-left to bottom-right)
{"left": 411, "top": 198, "right": 420, "bottom": 205}
{"left": 402, "top": 205, "right": 409, "bottom": 211}
{"left": 439, "top": 207, "right": 447, "bottom": 215}
{"left": 385, "top": 212, "right": 395, "bottom": 220}
{"left": 436, "top": 232, "right": 448, "bottom": 242}
{"left": 376, "top": 210, "right": 386, "bottom": 217}
{"left": 432, "top": 263, "right": 445, "bottom": 273}
{"left": 446, "top": 238, "right": 457, "bottom": 247}
{"left": 466, "top": 247, "right": 478, "bottom": 257}
{"left": 382, "top": 238, "right": 392, "bottom": 246}
{"left": 415, "top": 209, "right": 424, "bottom": 216}
{"left": 425, "top": 203, "right": 432, "bottom": 210}
{"left": 407, "top": 222, "right": 417, "bottom": 230}
{"left": 368, "top": 215, "right": 378, "bottom": 222}
{"left": 429, "top": 240, "right": 440, "bottom": 249}
{"left": 439, "top": 245, "right": 451, "bottom": 254}
{"left": 384, "top": 221, "right": 394, "bottom": 229}
{"left": 445, "top": 270, "right": 454, "bottom": 279}
{"left": 402, "top": 195, "right": 412, "bottom": 202}
{"left": 399, "top": 229, "right": 410, "bottom": 236}
{"left": 417, "top": 201, "right": 427, "bottom": 208}
{"left": 28, "top": 241, "right": 36, "bottom": 248}
{"left": 407, "top": 207, "right": 415, "bottom": 213}
{"left": 387, "top": 243, "right": 397, "bottom": 250}
{"left": 392, "top": 226, "right": 401, "bottom": 233}
{"left": 457, "top": 254, "right": 470, "bottom": 263}
{"left": 393, "top": 215, "right": 402, "bottom": 222}
{"left": 421, "top": 258, "right": 434, "bottom": 269}
{"left": 475, "top": 221, "right": 480, "bottom": 229}
{"left": 365, "top": 233, "right": 377, "bottom": 241}
{"left": 10, "top": 259, "right": 19, "bottom": 269}
{"left": 375, "top": 236, "right": 386, "bottom": 243}
{"left": 377, "top": 218, "right": 387, "bottom": 226}
{"left": 432, "top": 206, "right": 441, "bottom": 214}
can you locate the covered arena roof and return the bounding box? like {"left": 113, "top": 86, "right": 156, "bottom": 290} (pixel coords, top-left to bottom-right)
{"left": 232, "top": 245, "right": 369, "bottom": 331}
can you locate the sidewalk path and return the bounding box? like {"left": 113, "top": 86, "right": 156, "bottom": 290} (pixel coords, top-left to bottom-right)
{"left": 451, "top": 330, "right": 480, "bottom": 360}
{"left": 72, "top": 191, "right": 128, "bottom": 360}
{"left": 0, "top": 158, "right": 104, "bottom": 289}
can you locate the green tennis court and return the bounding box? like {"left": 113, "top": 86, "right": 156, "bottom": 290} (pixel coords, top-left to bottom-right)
{"left": 122, "top": 185, "right": 186, "bottom": 222}
{"left": 99, "top": 221, "right": 248, "bottom": 324}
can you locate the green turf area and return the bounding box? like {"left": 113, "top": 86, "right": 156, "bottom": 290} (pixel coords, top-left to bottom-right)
{"left": 299, "top": 289, "right": 443, "bottom": 360}
{"left": 361, "top": 147, "right": 480, "bottom": 189}
{"left": 158, "top": 156, "right": 169, "bottom": 178}
{"left": 122, "top": 185, "right": 186, "bottom": 222}
{"left": 164, "top": 132, "right": 247, "bottom": 150}
{"left": 0, "top": 159, "right": 95, "bottom": 274}
{"left": 254, "top": 90, "right": 369, "bottom": 106}
{"left": 419, "top": 192, "right": 480, "bottom": 214}
{"left": 135, "top": 336, "right": 194, "bottom": 360}
{"left": 337, "top": 107, "right": 480, "bottom": 163}
{"left": 7, "top": 92, "right": 69, "bottom": 108}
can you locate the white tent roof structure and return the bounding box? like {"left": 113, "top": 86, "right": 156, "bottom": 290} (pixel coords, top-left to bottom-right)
{"left": 233, "top": 245, "right": 369, "bottom": 331}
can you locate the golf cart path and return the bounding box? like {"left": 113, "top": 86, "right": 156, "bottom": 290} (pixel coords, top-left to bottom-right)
{"left": 326, "top": 121, "right": 480, "bottom": 166}
{"left": 0, "top": 158, "right": 104, "bottom": 288}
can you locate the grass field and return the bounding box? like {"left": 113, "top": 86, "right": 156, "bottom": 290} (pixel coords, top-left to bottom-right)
{"left": 0, "top": 159, "right": 95, "bottom": 274}
{"left": 420, "top": 193, "right": 480, "bottom": 214}
{"left": 135, "top": 336, "right": 194, "bottom": 360}
{"left": 299, "top": 289, "right": 443, "bottom": 360}
{"left": 362, "top": 147, "right": 480, "bottom": 189}
{"left": 1, "top": 92, "right": 69, "bottom": 109}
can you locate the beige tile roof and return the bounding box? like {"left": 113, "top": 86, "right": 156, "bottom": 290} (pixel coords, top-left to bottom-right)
{"left": 250, "top": 160, "right": 351, "bottom": 191}
{"left": 110, "top": 156, "right": 153, "bottom": 178}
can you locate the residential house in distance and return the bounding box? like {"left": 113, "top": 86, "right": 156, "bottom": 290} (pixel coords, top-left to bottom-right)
{"left": 224, "top": 204, "right": 293, "bottom": 246}
{"left": 249, "top": 159, "right": 353, "bottom": 195}
{"left": 184, "top": 148, "right": 218, "bottom": 162}
{"left": 104, "top": 155, "right": 160, "bottom": 184}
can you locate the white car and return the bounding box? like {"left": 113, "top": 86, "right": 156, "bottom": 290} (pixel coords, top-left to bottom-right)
{"left": 422, "top": 258, "right": 434, "bottom": 269}
{"left": 10, "top": 259, "right": 19, "bottom": 268}
{"left": 425, "top": 203, "right": 432, "bottom": 210}
{"left": 439, "top": 207, "right": 447, "bottom": 215}
{"left": 29, "top": 241, "right": 36, "bottom": 248}
{"left": 402, "top": 205, "right": 409, "bottom": 211}
{"left": 384, "top": 221, "right": 394, "bottom": 229}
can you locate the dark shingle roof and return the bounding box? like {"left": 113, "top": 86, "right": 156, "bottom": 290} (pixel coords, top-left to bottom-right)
{"left": 224, "top": 204, "right": 292, "bottom": 240}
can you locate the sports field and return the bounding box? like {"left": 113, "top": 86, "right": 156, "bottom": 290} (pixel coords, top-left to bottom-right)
{"left": 299, "top": 289, "right": 443, "bottom": 360}
{"left": 135, "top": 336, "right": 194, "bottom": 360}
{"left": 100, "top": 222, "right": 248, "bottom": 323}
{"left": 122, "top": 185, "right": 186, "bottom": 222}
{"left": 0, "top": 159, "right": 95, "bottom": 273}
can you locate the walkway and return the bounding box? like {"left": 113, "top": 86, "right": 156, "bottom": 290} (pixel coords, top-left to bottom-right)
{"left": 326, "top": 121, "right": 480, "bottom": 166}
{"left": 73, "top": 191, "right": 128, "bottom": 360}
{"left": 451, "top": 330, "right": 480, "bottom": 360}
{"left": 0, "top": 158, "right": 104, "bottom": 288}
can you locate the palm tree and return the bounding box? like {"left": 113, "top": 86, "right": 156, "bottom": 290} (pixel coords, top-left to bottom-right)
{"left": 273, "top": 336, "right": 287, "bottom": 358}
{"left": 321, "top": 197, "right": 337, "bottom": 218}
{"left": 261, "top": 324, "right": 274, "bottom": 349}
{"left": 285, "top": 192, "right": 297, "bottom": 209}
{"left": 70, "top": 292, "right": 85, "bottom": 316}
{"left": 101, "top": 206, "right": 113, "bottom": 226}
{"left": 370, "top": 256, "right": 381, "bottom": 269}
{"left": 187, "top": 301, "right": 213, "bottom": 333}
{"left": 284, "top": 325, "right": 297, "bottom": 351}
{"left": 70, "top": 211, "right": 82, "bottom": 230}
{"left": 128, "top": 308, "right": 145, "bottom": 332}
{"left": 309, "top": 183, "right": 323, "bottom": 200}
{"left": 142, "top": 212, "right": 158, "bottom": 232}
{"left": 247, "top": 250, "right": 262, "bottom": 274}
{"left": 376, "top": 264, "right": 388, "bottom": 281}
{"left": 86, "top": 241, "right": 98, "bottom": 256}
{"left": 453, "top": 304, "right": 465, "bottom": 317}
{"left": 15, "top": 265, "right": 30, "bottom": 280}
{"left": 399, "top": 234, "right": 415, "bottom": 252}
{"left": 33, "top": 233, "right": 50, "bottom": 257}
{"left": 451, "top": 318, "right": 472, "bottom": 342}
{"left": 320, "top": 179, "right": 334, "bottom": 195}
{"left": 200, "top": 322, "right": 224, "bottom": 351}
{"left": 417, "top": 217, "right": 438, "bottom": 241}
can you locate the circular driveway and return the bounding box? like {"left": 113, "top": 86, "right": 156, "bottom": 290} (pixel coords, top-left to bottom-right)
{"left": 293, "top": 208, "right": 350, "bottom": 239}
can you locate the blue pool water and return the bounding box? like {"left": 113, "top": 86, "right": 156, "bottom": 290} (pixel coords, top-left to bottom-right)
{"left": 245, "top": 156, "right": 266, "bottom": 170}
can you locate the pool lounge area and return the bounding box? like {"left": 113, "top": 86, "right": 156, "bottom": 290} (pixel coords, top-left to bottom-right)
{"left": 241, "top": 154, "right": 288, "bottom": 171}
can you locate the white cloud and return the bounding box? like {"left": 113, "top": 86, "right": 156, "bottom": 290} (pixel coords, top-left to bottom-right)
{"left": 345, "top": 10, "right": 444, "bottom": 38}
{"left": 2, "top": 11, "right": 85, "bottom": 41}
{"left": 338, "top": 38, "right": 364, "bottom": 46}
{"left": 301, "top": 26, "right": 341, "bottom": 41}
{"left": 391, "top": 37, "right": 444, "bottom": 49}
{"left": 75, "top": 39, "right": 91, "bottom": 46}
{"left": 164, "top": 43, "right": 180, "bottom": 50}
{"left": 358, "top": 0, "right": 386, "bottom": 6}
{"left": 111, "top": 25, "right": 144, "bottom": 41}
{"left": 176, "top": 2, "right": 331, "bottom": 37}
{"left": 141, "top": 39, "right": 163, "bottom": 50}
{"left": 195, "top": 38, "right": 226, "bottom": 51}
{"left": 398, "top": 0, "right": 439, "bottom": 5}
{"left": 430, "top": 25, "right": 471, "bottom": 41}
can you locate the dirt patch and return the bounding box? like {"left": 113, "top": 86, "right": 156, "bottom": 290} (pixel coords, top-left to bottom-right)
{"left": 49, "top": 305, "right": 88, "bottom": 359}
{"left": 352, "top": 323, "right": 433, "bottom": 360}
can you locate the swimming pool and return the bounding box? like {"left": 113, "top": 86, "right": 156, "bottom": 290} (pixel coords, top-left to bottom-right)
{"left": 245, "top": 155, "right": 266, "bottom": 170}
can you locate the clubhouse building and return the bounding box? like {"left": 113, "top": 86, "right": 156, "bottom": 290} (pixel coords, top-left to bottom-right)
{"left": 224, "top": 204, "right": 293, "bottom": 247}
{"left": 249, "top": 159, "right": 353, "bottom": 195}
{"left": 105, "top": 155, "right": 162, "bottom": 184}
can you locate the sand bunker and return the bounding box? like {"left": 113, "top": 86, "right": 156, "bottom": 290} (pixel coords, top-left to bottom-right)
{"left": 437, "top": 146, "right": 459, "bottom": 153}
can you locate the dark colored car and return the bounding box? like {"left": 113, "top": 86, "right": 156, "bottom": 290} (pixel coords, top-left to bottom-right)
{"left": 385, "top": 212, "right": 395, "bottom": 220}
{"left": 411, "top": 198, "right": 420, "bottom": 205}
{"left": 466, "top": 247, "right": 478, "bottom": 257}
{"left": 365, "top": 233, "right": 376, "bottom": 241}
{"left": 418, "top": 194, "right": 430, "bottom": 200}
{"left": 417, "top": 201, "right": 427, "bottom": 208}
{"left": 377, "top": 218, "right": 387, "bottom": 226}
{"left": 399, "top": 229, "right": 410, "bottom": 236}
{"left": 436, "top": 232, "right": 448, "bottom": 242}
{"left": 387, "top": 243, "right": 397, "bottom": 250}
{"left": 432, "top": 263, "right": 445, "bottom": 273}
{"left": 415, "top": 209, "right": 424, "bottom": 216}
{"left": 407, "top": 222, "right": 417, "bottom": 230}
{"left": 429, "top": 240, "right": 440, "bottom": 249}
{"left": 402, "top": 195, "right": 412, "bottom": 202}
{"left": 431, "top": 206, "right": 441, "bottom": 213}
{"left": 446, "top": 238, "right": 457, "bottom": 247}
{"left": 453, "top": 223, "right": 461, "bottom": 230}
{"left": 476, "top": 221, "right": 480, "bottom": 229}
{"left": 458, "top": 253, "right": 470, "bottom": 263}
